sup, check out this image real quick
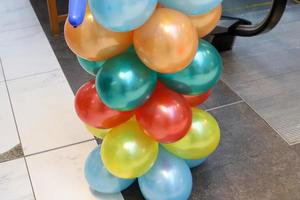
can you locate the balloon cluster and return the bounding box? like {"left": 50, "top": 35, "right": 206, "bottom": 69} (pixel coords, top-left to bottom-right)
{"left": 65, "top": 0, "right": 223, "bottom": 199}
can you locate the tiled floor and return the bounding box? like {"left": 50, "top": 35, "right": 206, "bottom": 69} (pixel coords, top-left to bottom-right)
{"left": 0, "top": 0, "right": 300, "bottom": 200}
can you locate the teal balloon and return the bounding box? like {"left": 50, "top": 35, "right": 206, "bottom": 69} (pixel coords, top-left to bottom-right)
{"left": 96, "top": 52, "right": 157, "bottom": 111}
{"left": 77, "top": 56, "right": 105, "bottom": 76}
{"left": 138, "top": 148, "right": 192, "bottom": 200}
{"left": 158, "top": 0, "right": 222, "bottom": 15}
{"left": 84, "top": 146, "right": 135, "bottom": 194}
{"left": 159, "top": 40, "right": 222, "bottom": 95}
{"left": 89, "top": 0, "right": 157, "bottom": 32}
{"left": 185, "top": 158, "right": 207, "bottom": 168}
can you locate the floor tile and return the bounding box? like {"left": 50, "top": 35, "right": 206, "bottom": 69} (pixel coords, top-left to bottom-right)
{"left": 0, "top": 0, "right": 39, "bottom": 33}
{"left": 201, "top": 80, "right": 242, "bottom": 110}
{"left": 0, "top": 62, "right": 4, "bottom": 82}
{"left": 7, "top": 70, "right": 93, "bottom": 155}
{"left": 0, "top": 25, "right": 60, "bottom": 80}
{"left": 26, "top": 141, "right": 123, "bottom": 200}
{"left": 0, "top": 82, "right": 20, "bottom": 154}
{"left": 0, "top": 158, "right": 34, "bottom": 200}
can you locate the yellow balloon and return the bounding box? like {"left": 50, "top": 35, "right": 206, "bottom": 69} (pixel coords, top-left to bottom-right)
{"left": 85, "top": 124, "right": 110, "bottom": 139}
{"left": 163, "top": 108, "right": 220, "bottom": 160}
{"left": 101, "top": 118, "right": 158, "bottom": 179}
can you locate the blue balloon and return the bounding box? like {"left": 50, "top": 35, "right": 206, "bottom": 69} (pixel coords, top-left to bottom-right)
{"left": 185, "top": 158, "right": 207, "bottom": 168}
{"left": 77, "top": 56, "right": 105, "bottom": 76}
{"left": 159, "top": 0, "right": 222, "bottom": 15}
{"left": 159, "top": 40, "right": 222, "bottom": 95}
{"left": 138, "top": 148, "right": 192, "bottom": 200}
{"left": 84, "top": 145, "right": 135, "bottom": 194}
{"left": 68, "top": 0, "right": 87, "bottom": 26}
{"left": 89, "top": 0, "right": 158, "bottom": 32}
{"left": 96, "top": 52, "right": 157, "bottom": 111}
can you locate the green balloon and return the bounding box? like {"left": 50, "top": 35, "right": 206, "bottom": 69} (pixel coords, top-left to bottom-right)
{"left": 77, "top": 56, "right": 105, "bottom": 76}
{"left": 96, "top": 52, "right": 157, "bottom": 111}
{"left": 158, "top": 40, "right": 222, "bottom": 95}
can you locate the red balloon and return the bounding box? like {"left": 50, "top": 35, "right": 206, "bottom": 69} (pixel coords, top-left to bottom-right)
{"left": 136, "top": 84, "right": 192, "bottom": 143}
{"left": 75, "top": 80, "right": 133, "bottom": 128}
{"left": 183, "top": 89, "right": 212, "bottom": 107}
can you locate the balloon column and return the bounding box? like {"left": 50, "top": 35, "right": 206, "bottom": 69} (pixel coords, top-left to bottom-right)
{"left": 66, "top": 0, "right": 223, "bottom": 199}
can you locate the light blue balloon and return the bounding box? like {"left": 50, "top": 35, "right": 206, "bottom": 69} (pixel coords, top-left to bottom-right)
{"left": 84, "top": 146, "right": 135, "bottom": 194}
{"left": 185, "top": 158, "right": 207, "bottom": 168}
{"left": 158, "top": 39, "right": 222, "bottom": 95}
{"left": 89, "top": 0, "right": 158, "bottom": 32}
{"left": 77, "top": 56, "right": 105, "bottom": 76}
{"left": 138, "top": 148, "right": 192, "bottom": 200}
{"left": 159, "top": 0, "right": 222, "bottom": 15}
{"left": 96, "top": 52, "right": 157, "bottom": 111}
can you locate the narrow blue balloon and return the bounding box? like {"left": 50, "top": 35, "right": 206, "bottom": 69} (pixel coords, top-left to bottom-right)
{"left": 96, "top": 52, "right": 157, "bottom": 111}
{"left": 68, "top": 0, "right": 87, "bottom": 26}
{"left": 138, "top": 148, "right": 192, "bottom": 200}
{"left": 185, "top": 158, "right": 207, "bottom": 168}
{"left": 85, "top": 145, "right": 135, "bottom": 194}
{"left": 159, "top": 39, "right": 222, "bottom": 95}
{"left": 89, "top": 0, "right": 158, "bottom": 32}
{"left": 159, "top": 0, "right": 222, "bottom": 15}
{"left": 77, "top": 56, "right": 105, "bottom": 76}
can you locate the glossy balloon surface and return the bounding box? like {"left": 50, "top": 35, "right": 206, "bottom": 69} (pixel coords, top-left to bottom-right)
{"left": 64, "top": 7, "right": 133, "bottom": 61}
{"left": 138, "top": 148, "right": 192, "bottom": 200}
{"left": 75, "top": 80, "right": 133, "bottom": 128}
{"left": 159, "top": 40, "right": 222, "bottom": 95}
{"left": 85, "top": 124, "right": 110, "bottom": 139}
{"left": 89, "top": 0, "right": 157, "bottom": 32}
{"left": 183, "top": 89, "right": 212, "bottom": 107}
{"left": 85, "top": 146, "right": 135, "bottom": 193}
{"left": 185, "top": 158, "right": 207, "bottom": 168}
{"left": 96, "top": 52, "right": 157, "bottom": 111}
{"left": 68, "top": 0, "right": 86, "bottom": 26}
{"left": 101, "top": 119, "right": 158, "bottom": 179}
{"left": 134, "top": 8, "right": 198, "bottom": 73}
{"left": 191, "top": 5, "right": 222, "bottom": 38}
{"left": 77, "top": 56, "right": 105, "bottom": 76}
{"left": 136, "top": 84, "right": 192, "bottom": 143}
{"left": 163, "top": 108, "right": 220, "bottom": 159}
{"left": 159, "top": 0, "right": 222, "bottom": 15}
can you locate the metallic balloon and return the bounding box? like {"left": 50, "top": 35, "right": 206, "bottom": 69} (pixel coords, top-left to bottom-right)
{"left": 85, "top": 124, "right": 110, "bottom": 139}
{"left": 75, "top": 80, "right": 133, "bottom": 128}
{"left": 96, "top": 52, "right": 157, "bottom": 111}
{"left": 138, "top": 148, "right": 192, "bottom": 200}
{"left": 85, "top": 146, "right": 135, "bottom": 193}
{"left": 163, "top": 108, "right": 220, "bottom": 160}
{"left": 64, "top": 7, "right": 133, "bottom": 61}
{"left": 89, "top": 0, "right": 158, "bottom": 32}
{"left": 158, "top": 0, "right": 222, "bottom": 15}
{"left": 134, "top": 8, "right": 198, "bottom": 73}
{"left": 77, "top": 56, "right": 105, "bottom": 76}
{"left": 190, "top": 5, "right": 222, "bottom": 38}
{"left": 136, "top": 84, "right": 192, "bottom": 143}
{"left": 101, "top": 119, "right": 159, "bottom": 179}
{"left": 185, "top": 158, "right": 207, "bottom": 168}
{"left": 68, "top": 0, "right": 86, "bottom": 26}
{"left": 159, "top": 39, "right": 222, "bottom": 95}
{"left": 183, "top": 89, "right": 212, "bottom": 107}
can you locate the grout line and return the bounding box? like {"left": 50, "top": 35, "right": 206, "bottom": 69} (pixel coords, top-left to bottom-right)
{"left": 5, "top": 68, "right": 61, "bottom": 82}
{"left": 25, "top": 139, "right": 96, "bottom": 158}
{"left": 205, "top": 100, "right": 244, "bottom": 112}
{"left": 0, "top": 57, "right": 37, "bottom": 200}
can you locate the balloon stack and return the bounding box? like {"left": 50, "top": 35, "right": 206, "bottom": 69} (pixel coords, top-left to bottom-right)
{"left": 65, "top": 0, "right": 223, "bottom": 199}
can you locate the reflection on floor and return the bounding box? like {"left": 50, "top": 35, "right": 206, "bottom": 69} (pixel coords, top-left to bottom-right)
{"left": 0, "top": 0, "right": 299, "bottom": 199}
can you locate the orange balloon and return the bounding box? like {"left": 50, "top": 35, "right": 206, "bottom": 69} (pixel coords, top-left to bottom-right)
{"left": 64, "top": 7, "right": 133, "bottom": 61}
{"left": 190, "top": 5, "right": 222, "bottom": 38}
{"left": 134, "top": 8, "right": 198, "bottom": 73}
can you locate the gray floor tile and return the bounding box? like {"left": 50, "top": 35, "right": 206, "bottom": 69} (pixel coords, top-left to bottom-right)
{"left": 201, "top": 80, "right": 242, "bottom": 110}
